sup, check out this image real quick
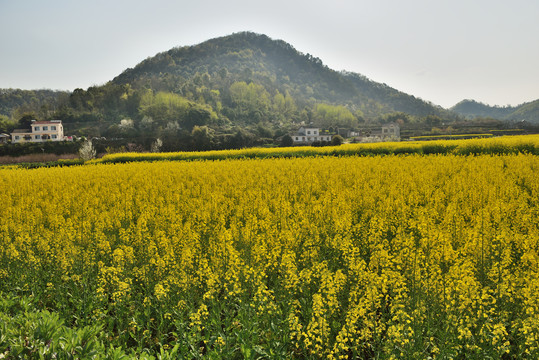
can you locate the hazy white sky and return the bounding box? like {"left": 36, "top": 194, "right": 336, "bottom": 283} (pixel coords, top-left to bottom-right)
{"left": 1, "top": 0, "right": 538, "bottom": 108}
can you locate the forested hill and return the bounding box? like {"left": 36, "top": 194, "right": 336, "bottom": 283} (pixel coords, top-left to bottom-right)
{"left": 0, "top": 89, "right": 69, "bottom": 120}
{"left": 113, "top": 32, "right": 450, "bottom": 119}
{"left": 451, "top": 99, "right": 539, "bottom": 124}
{"left": 1, "top": 32, "right": 461, "bottom": 148}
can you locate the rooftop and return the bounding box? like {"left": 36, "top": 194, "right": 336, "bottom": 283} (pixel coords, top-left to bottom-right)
{"left": 32, "top": 120, "right": 62, "bottom": 124}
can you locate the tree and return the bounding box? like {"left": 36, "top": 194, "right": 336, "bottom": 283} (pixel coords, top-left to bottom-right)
{"left": 272, "top": 91, "right": 297, "bottom": 124}
{"left": 280, "top": 134, "right": 294, "bottom": 147}
{"left": 191, "top": 125, "right": 214, "bottom": 151}
{"left": 139, "top": 91, "right": 190, "bottom": 127}
{"left": 151, "top": 138, "right": 163, "bottom": 153}
{"left": 331, "top": 135, "right": 344, "bottom": 146}
{"left": 18, "top": 114, "right": 36, "bottom": 129}
{"left": 0, "top": 115, "right": 15, "bottom": 133}
{"left": 184, "top": 106, "right": 214, "bottom": 130}
{"left": 79, "top": 139, "right": 96, "bottom": 161}
{"left": 425, "top": 115, "right": 442, "bottom": 127}
{"left": 228, "top": 82, "right": 270, "bottom": 123}
{"left": 218, "top": 67, "right": 228, "bottom": 80}
{"left": 227, "top": 129, "right": 253, "bottom": 149}
{"left": 313, "top": 104, "right": 357, "bottom": 128}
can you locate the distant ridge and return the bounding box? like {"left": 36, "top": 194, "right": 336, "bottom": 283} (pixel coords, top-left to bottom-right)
{"left": 452, "top": 99, "right": 539, "bottom": 123}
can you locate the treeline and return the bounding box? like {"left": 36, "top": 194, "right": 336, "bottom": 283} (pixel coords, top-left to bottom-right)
{"left": 0, "top": 140, "right": 79, "bottom": 157}
{"left": 0, "top": 89, "right": 69, "bottom": 121}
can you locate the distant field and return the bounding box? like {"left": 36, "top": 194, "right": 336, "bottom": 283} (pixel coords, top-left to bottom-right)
{"left": 1, "top": 148, "right": 538, "bottom": 358}
{"left": 95, "top": 134, "right": 539, "bottom": 165}
{"left": 3, "top": 135, "right": 538, "bottom": 169}
{"left": 0, "top": 153, "right": 78, "bottom": 165}
{"left": 408, "top": 133, "right": 493, "bottom": 141}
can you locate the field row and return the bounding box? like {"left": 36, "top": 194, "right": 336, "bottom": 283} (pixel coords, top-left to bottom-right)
{"left": 94, "top": 134, "right": 539, "bottom": 164}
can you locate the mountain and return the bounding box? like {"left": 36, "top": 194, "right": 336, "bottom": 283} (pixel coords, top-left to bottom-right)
{"left": 451, "top": 99, "right": 539, "bottom": 124}
{"left": 112, "top": 32, "right": 450, "bottom": 119}
{"left": 1, "top": 32, "right": 468, "bottom": 149}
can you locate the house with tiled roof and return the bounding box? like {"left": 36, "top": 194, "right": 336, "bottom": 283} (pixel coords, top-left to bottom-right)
{"left": 11, "top": 120, "right": 64, "bottom": 143}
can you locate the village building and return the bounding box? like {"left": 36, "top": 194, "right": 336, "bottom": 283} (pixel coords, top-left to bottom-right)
{"left": 292, "top": 127, "right": 333, "bottom": 144}
{"left": 10, "top": 120, "right": 64, "bottom": 144}
{"left": 381, "top": 122, "right": 400, "bottom": 139}
{"left": 352, "top": 122, "right": 401, "bottom": 143}
{"left": 0, "top": 133, "right": 10, "bottom": 144}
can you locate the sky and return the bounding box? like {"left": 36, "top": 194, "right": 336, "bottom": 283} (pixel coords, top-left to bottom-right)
{"left": 1, "top": 0, "right": 538, "bottom": 109}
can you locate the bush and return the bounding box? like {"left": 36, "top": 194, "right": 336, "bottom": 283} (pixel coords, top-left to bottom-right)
{"left": 0, "top": 141, "right": 79, "bottom": 157}
{"left": 331, "top": 135, "right": 344, "bottom": 146}
{"left": 280, "top": 134, "right": 294, "bottom": 147}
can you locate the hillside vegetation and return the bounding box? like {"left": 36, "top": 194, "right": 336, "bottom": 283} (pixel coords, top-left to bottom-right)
{"left": 452, "top": 99, "right": 539, "bottom": 124}
{"left": 1, "top": 32, "right": 460, "bottom": 151}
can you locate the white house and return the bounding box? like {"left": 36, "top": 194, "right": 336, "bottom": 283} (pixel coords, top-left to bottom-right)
{"left": 11, "top": 120, "right": 64, "bottom": 144}
{"left": 292, "top": 127, "right": 332, "bottom": 144}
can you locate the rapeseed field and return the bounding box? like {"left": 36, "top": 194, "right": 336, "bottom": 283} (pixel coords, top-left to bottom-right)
{"left": 1, "top": 147, "right": 538, "bottom": 358}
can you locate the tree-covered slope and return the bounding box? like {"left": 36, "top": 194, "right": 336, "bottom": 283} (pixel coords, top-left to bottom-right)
{"left": 0, "top": 89, "right": 69, "bottom": 118}
{"left": 451, "top": 100, "right": 515, "bottom": 119}
{"left": 114, "top": 32, "right": 359, "bottom": 103}
{"left": 113, "top": 32, "right": 450, "bottom": 119}
{"left": 505, "top": 99, "right": 539, "bottom": 123}
{"left": 451, "top": 99, "right": 539, "bottom": 123}
{"left": 341, "top": 71, "right": 449, "bottom": 118}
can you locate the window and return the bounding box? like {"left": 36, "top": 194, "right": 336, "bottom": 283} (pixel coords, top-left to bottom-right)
{"left": 35, "top": 135, "right": 41, "bottom": 139}
{"left": 52, "top": 134, "right": 57, "bottom": 139}
{"left": 15, "top": 135, "right": 19, "bottom": 140}
{"left": 307, "top": 131, "right": 311, "bottom": 135}
{"left": 34, "top": 126, "right": 40, "bottom": 131}
{"left": 43, "top": 126, "right": 48, "bottom": 130}
{"left": 51, "top": 126, "right": 56, "bottom": 130}
{"left": 383, "top": 128, "right": 388, "bottom": 133}
{"left": 295, "top": 137, "right": 299, "bottom": 141}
